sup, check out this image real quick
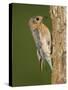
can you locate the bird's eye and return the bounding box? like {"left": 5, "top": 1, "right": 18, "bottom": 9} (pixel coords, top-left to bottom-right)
{"left": 36, "top": 17, "right": 39, "bottom": 21}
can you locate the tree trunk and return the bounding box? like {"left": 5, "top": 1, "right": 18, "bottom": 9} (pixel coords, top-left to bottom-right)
{"left": 50, "top": 6, "right": 66, "bottom": 84}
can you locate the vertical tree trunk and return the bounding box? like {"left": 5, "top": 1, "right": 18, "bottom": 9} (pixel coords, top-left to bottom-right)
{"left": 50, "top": 6, "right": 66, "bottom": 84}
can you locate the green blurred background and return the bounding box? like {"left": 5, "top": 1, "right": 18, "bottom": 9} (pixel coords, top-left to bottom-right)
{"left": 12, "top": 3, "right": 52, "bottom": 86}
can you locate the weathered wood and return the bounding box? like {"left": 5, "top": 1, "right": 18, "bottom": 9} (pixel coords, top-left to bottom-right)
{"left": 50, "top": 6, "right": 66, "bottom": 84}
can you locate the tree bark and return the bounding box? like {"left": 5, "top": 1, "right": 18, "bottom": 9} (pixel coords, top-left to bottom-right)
{"left": 50, "top": 6, "right": 66, "bottom": 84}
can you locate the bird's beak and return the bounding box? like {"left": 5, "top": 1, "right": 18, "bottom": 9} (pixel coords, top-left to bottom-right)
{"left": 44, "top": 16, "right": 48, "bottom": 19}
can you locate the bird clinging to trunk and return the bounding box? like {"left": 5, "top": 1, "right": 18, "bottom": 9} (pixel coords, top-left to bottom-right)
{"left": 28, "top": 16, "right": 52, "bottom": 72}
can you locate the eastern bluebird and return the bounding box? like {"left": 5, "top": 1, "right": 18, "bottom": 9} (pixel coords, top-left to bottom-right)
{"left": 28, "top": 16, "right": 52, "bottom": 71}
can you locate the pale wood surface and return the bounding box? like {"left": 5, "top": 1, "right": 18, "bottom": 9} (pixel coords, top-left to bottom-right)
{"left": 50, "top": 6, "right": 66, "bottom": 84}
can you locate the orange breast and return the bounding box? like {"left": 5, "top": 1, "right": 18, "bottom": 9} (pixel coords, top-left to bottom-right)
{"left": 37, "top": 23, "right": 49, "bottom": 37}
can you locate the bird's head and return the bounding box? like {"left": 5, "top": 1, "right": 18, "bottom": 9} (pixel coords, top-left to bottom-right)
{"left": 29, "top": 16, "right": 43, "bottom": 24}
{"left": 33, "top": 16, "right": 43, "bottom": 24}
{"left": 28, "top": 16, "right": 43, "bottom": 30}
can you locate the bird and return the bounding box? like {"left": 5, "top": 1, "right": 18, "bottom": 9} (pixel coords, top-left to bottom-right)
{"left": 28, "top": 16, "right": 52, "bottom": 72}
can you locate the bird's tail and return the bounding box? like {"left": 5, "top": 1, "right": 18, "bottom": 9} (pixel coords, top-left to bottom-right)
{"left": 40, "top": 57, "right": 52, "bottom": 72}
{"left": 46, "top": 56, "right": 53, "bottom": 70}
{"left": 40, "top": 59, "right": 44, "bottom": 72}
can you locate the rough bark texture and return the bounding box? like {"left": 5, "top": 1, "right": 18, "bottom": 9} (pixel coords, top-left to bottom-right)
{"left": 50, "top": 6, "right": 66, "bottom": 84}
